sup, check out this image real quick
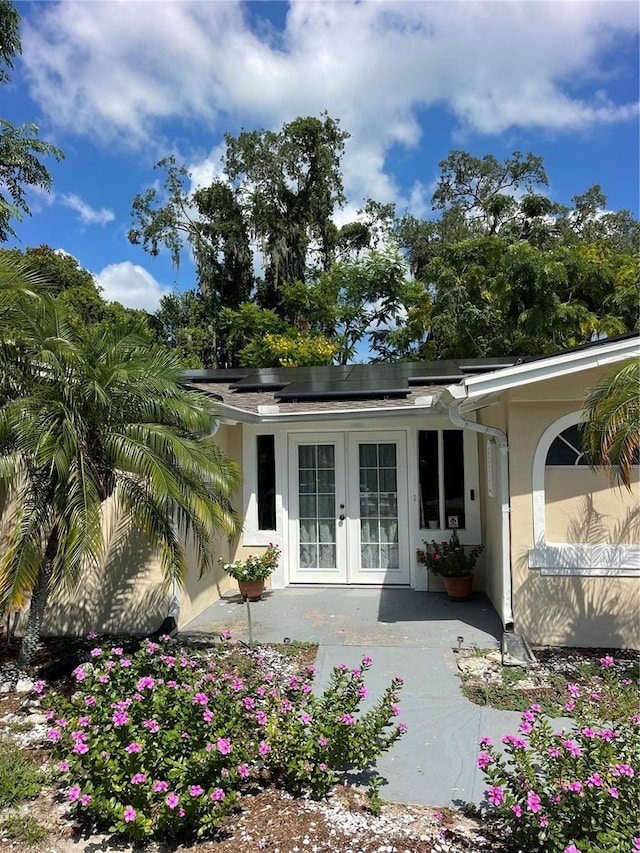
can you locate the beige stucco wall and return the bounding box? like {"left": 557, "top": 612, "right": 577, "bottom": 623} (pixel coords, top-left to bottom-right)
{"left": 30, "top": 423, "right": 244, "bottom": 637}
{"left": 504, "top": 366, "right": 639, "bottom": 649}
{"left": 475, "top": 398, "right": 509, "bottom": 623}
{"left": 545, "top": 469, "right": 639, "bottom": 544}
{"left": 176, "top": 424, "right": 244, "bottom": 629}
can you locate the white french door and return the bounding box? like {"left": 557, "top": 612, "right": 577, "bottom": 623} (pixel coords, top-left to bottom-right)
{"left": 288, "top": 431, "right": 410, "bottom": 585}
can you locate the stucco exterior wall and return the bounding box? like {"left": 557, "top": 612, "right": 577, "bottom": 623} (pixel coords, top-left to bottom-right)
{"left": 475, "top": 399, "right": 509, "bottom": 623}
{"left": 545, "top": 469, "right": 638, "bottom": 544}
{"left": 505, "top": 367, "right": 639, "bottom": 649}
{"left": 38, "top": 423, "right": 244, "bottom": 636}
{"left": 178, "top": 424, "right": 244, "bottom": 628}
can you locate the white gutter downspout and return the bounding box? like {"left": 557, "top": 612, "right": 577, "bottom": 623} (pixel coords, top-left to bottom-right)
{"left": 448, "top": 400, "right": 514, "bottom": 629}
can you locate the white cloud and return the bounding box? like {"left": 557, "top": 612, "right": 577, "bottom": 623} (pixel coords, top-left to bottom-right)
{"left": 21, "top": 1, "right": 638, "bottom": 216}
{"left": 96, "top": 262, "right": 172, "bottom": 312}
{"left": 60, "top": 193, "right": 115, "bottom": 226}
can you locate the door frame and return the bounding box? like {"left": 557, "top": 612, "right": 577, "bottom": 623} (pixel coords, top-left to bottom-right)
{"left": 287, "top": 429, "right": 411, "bottom": 586}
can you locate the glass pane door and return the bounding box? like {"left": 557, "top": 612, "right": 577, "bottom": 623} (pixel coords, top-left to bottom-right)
{"left": 298, "top": 444, "right": 337, "bottom": 570}
{"left": 348, "top": 433, "right": 410, "bottom": 584}
{"left": 289, "top": 435, "right": 347, "bottom": 583}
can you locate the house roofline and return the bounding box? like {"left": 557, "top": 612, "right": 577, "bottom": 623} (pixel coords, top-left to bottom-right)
{"left": 461, "top": 335, "right": 639, "bottom": 399}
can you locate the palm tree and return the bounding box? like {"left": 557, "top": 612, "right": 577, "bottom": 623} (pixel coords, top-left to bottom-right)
{"left": 0, "top": 262, "right": 241, "bottom": 665}
{"left": 580, "top": 357, "right": 640, "bottom": 491}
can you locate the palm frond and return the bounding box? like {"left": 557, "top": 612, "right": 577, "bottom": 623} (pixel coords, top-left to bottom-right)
{"left": 580, "top": 358, "right": 640, "bottom": 490}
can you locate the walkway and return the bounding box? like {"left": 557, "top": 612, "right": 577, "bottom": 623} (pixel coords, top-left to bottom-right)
{"left": 183, "top": 588, "right": 525, "bottom": 808}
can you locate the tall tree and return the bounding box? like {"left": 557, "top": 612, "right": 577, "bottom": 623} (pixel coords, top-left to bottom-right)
{"left": 0, "top": 259, "right": 241, "bottom": 664}
{"left": 580, "top": 358, "right": 640, "bottom": 491}
{"left": 431, "top": 150, "right": 549, "bottom": 237}
{"left": 224, "top": 114, "right": 349, "bottom": 306}
{"left": 0, "top": 0, "right": 63, "bottom": 241}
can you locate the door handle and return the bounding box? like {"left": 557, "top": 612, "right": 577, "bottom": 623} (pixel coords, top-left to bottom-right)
{"left": 339, "top": 514, "right": 345, "bottom": 521}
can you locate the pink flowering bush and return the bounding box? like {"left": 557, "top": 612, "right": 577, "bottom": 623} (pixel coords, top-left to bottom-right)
{"left": 46, "top": 640, "right": 404, "bottom": 840}
{"left": 479, "top": 660, "right": 639, "bottom": 852}
{"left": 265, "top": 657, "right": 405, "bottom": 798}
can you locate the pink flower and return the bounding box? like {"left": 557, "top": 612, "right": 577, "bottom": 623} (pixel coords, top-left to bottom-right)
{"left": 153, "top": 780, "right": 168, "bottom": 793}
{"left": 73, "top": 742, "right": 89, "bottom": 755}
{"left": 341, "top": 713, "right": 356, "bottom": 724}
{"left": 318, "top": 736, "right": 327, "bottom": 746}
{"left": 562, "top": 739, "right": 582, "bottom": 757}
{"left": 189, "top": 785, "right": 204, "bottom": 797}
{"left": 137, "top": 676, "right": 155, "bottom": 690}
{"left": 123, "top": 806, "right": 137, "bottom": 823}
{"left": 519, "top": 721, "right": 532, "bottom": 735}
{"left": 112, "top": 647, "right": 123, "bottom": 656}
{"left": 143, "top": 719, "right": 159, "bottom": 733}
{"left": 586, "top": 772, "right": 603, "bottom": 787}
{"left": 192, "top": 692, "right": 208, "bottom": 705}
{"left": 231, "top": 677, "right": 243, "bottom": 691}
{"left": 80, "top": 794, "right": 92, "bottom": 806}
{"left": 59, "top": 760, "right": 69, "bottom": 772}
{"left": 391, "top": 704, "right": 401, "bottom": 716}
{"left": 567, "top": 683, "right": 580, "bottom": 698}
{"left": 166, "top": 793, "right": 179, "bottom": 809}
{"left": 47, "top": 729, "right": 61, "bottom": 742}
{"left": 125, "top": 742, "right": 142, "bottom": 754}
{"left": 131, "top": 773, "right": 147, "bottom": 785}
{"left": 221, "top": 629, "right": 232, "bottom": 639}
{"left": 68, "top": 786, "right": 81, "bottom": 803}
{"left": 599, "top": 655, "right": 614, "bottom": 668}
{"left": 217, "top": 737, "right": 231, "bottom": 755}
{"left": 477, "top": 752, "right": 493, "bottom": 770}
{"left": 539, "top": 816, "right": 549, "bottom": 827}
{"left": 259, "top": 740, "right": 271, "bottom": 756}
{"left": 563, "top": 845, "right": 582, "bottom": 853}
{"left": 359, "top": 685, "right": 368, "bottom": 698}
{"left": 90, "top": 648, "right": 102, "bottom": 657}
{"left": 512, "top": 805, "right": 522, "bottom": 817}
{"left": 527, "top": 791, "right": 541, "bottom": 813}
{"left": 565, "top": 700, "right": 575, "bottom": 712}
{"left": 113, "top": 711, "right": 129, "bottom": 726}
{"left": 548, "top": 747, "right": 561, "bottom": 757}
{"left": 610, "top": 763, "right": 634, "bottom": 777}
{"left": 607, "top": 787, "right": 619, "bottom": 799}
{"left": 487, "top": 786, "right": 504, "bottom": 806}
{"left": 238, "top": 764, "right": 250, "bottom": 779}
{"left": 33, "top": 680, "right": 45, "bottom": 693}
{"left": 210, "top": 788, "right": 225, "bottom": 801}
{"left": 72, "top": 667, "right": 86, "bottom": 681}
{"left": 120, "top": 659, "right": 132, "bottom": 668}
{"left": 243, "top": 696, "right": 255, "bottom": 710}
{"left": 581, "top": 727, "right": 595, "bottom": 738}
{"left": 203, "top": 710, "right": 213, "bottom": 723}
{"left": 598, "top": 729, "right": 616, "bottom": 742}
{"left": 480, "top": 736, "right": 492, "bottom": 746}
{"left": 398, "top": 722, "right": 408, "bottom": 733}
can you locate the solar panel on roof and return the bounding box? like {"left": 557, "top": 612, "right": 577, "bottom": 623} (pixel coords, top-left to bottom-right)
{"left": 275, "top": 377, "right": 410, "bottom": 401}
{"left": 182, "top": 368, "right": 252, "bottom": 383}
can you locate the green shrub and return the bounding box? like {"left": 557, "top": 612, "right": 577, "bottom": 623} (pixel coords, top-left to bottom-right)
{"left": 479, "top": 657, "right": 639, "bottom": 853}
{"left": 46, "top": 639, "right": 404, "bottom": 840}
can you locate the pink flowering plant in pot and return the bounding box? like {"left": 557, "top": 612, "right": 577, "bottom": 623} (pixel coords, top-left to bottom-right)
{"left": 43, "top": 637, "right": 406, "bottom": 840}
{"left": 478, "top": 656, "right": 639, "bottom": 853}
{"left": 420, "top": 529, "right": 483, "bottom": 577}
{"left": 219, "top": 543, "right": 280, "bottom": 583}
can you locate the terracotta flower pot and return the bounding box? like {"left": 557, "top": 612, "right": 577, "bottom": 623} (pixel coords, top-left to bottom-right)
{"left": 237, "top": 580, "right": 265, "bottom": 602}
{"left": 443, "top": 574, "right": 473, "bottom": 601}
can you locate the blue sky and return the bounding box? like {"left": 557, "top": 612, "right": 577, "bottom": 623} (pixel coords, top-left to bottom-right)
{"left": 4, "top": 0, "right": 639, "bottom": 312}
